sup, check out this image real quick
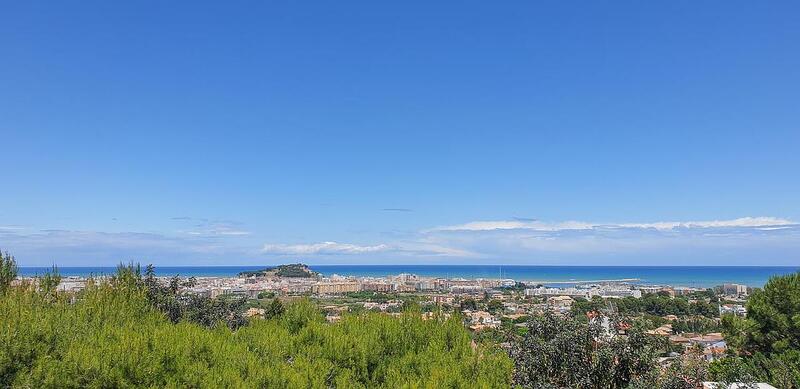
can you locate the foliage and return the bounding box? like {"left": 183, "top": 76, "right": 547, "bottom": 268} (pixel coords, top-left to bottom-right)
{"left": 264, "top": 298, "right": 286, "bottom": 319}
{"left": 726, "top": 271, "right": 800, "bottom": 354}
{"left": 709, "top": 350, "right": 800, "bottom": 388}
{"left": 628, "top": 353, "right": 707, "bottom": 389}
{"left": 672, "top": 317, "right": 722, "bottom": 334}
{"left": 38, "top": 267, "right": 62, "bottom": 299}
{"left": 487, "top": 299, "right": 504, "bottom": 314}
{"left": 239, "top": 263, "right": 318, "bottom": 278}
{"left": 460, "top": 297, "right": 478, "bottom": 311}
{"left": 712, "top": 271, "right": 800, "bottom": 387}
{"left": 572, "top": 294, "right": 719, "bottom": 320}
{"left": 0, "top": 250, "right": 17, "bottom": 295}
{"left": 139, "top": 263, "right": 247, "bottom": 329}
{"left": 344, "top": 291, "right": 397, "bottom": 303}
{"left": 511, "top": 312, "right": 664, "bottom": 388}
{"left": 0, "top": 265, "right": 511, "bottom": 388}
{"left": 570, "top": 296, "right": 607, "bottom": 318}
{"left": 626, "top": 313, "right": 669, "bottom": 331}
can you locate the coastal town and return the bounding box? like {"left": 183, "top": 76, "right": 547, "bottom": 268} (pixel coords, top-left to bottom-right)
{"left": 42, "top": 263, "right": 752, "bottom": 366}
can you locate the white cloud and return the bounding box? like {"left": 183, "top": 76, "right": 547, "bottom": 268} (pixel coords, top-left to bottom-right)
{"left": 260, "top": 240, "right": 475, "bottom": 257}
{"left": 261, "top": 241, "right": 390, "bottom": 255}
{"left": 5, "top": 216, "right": 799, "bottom": 266}
{"left": 416, "top": 216, "right": 800, "bottom": 264}
{"left": 2, "top": 227, "right": 258, "bottom": 266}
{"left": 428, "top": 220, "right": 593, "bottom": 232}
{"left": 186, "top": 227, "right": 251, "bottom": 236}
{"left": 394, "top": 242, "right": 477, "bottom": 257}
{"left": 428, "top": 216, "right": 795, "bottom": 232}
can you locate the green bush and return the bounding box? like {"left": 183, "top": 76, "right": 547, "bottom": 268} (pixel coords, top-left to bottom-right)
{"left": 0, "top": 275, "right": 511, "bottom": 388}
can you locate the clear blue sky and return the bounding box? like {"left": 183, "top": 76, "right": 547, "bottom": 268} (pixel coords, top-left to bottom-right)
{"left": 2, "top": 1, "right": 799, "bottom": 266}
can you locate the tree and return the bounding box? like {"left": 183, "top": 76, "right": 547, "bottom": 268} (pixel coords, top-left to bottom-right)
{"left": 264, "top": 298, "right": 285, "bottom": 319}
{"left": 39, "top": 266, "right": 61, "bottom": 298}
{"left": 672, "top": 317, "right": 721, "bottom": 334}
{"left": 0, "top": 250, "right": 18, "bottom": 294}
{"left": 257, "top": 291, "right": 275, "bottom": 299}
{"left": 459, "top": 297, "right": 478, "bottom": 311}
{"left": 712, "top": 271, "right": 800, "bottom": 387}
{"left": 511, "top": 311, "right": 664, "bottom": 388}
{"left": 628, "top": 352, "right": 708, "bottom": 389}
{"left": 729, "top": 271, "right": 800, "bottom": 354}
{"left": 487, "top": 299, "right": 504, "bottom": 315}
{"left": 124, "top": 263, "right": 247, "bottom": 329}
{"left": 0, "top": 276, "right": 512, "bottom": 387}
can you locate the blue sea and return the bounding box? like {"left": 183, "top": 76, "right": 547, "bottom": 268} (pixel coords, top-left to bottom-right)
{"left": 18, "top": 265, "right": 800, "bottom": 288}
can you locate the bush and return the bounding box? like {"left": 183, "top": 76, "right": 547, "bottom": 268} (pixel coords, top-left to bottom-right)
{"left": 511, "top": 312, "right": 665, "bottom": 388}
{"left": 0, "top": 270, "right": 511, "bottom": 388}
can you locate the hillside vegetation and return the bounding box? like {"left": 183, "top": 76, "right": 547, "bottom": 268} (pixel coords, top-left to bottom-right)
{"left": 2, "top": 250, "right": 799, "bottom": 388}
{"left": 0, "top": 267, "right": 510, "bottom": 388}
{"left": 238, "top": 263, "right": 318, "bottom": 278}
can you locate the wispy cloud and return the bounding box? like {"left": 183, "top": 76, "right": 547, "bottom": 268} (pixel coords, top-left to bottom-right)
{"left": 171, "top": 217, "right": 251, "bottom": 237}
{"left": 382, "top": 208, "right": 413, "bottom": 212}
{"left": 185, "top": 224, "right": 251, "bottom": 236}
{"left": 428, "top": 216, "right": 796, "bottom": 232}
{"left": 6, "top": 229, "right": 224, "bottom": 252}
{"left": 4, "top": 216, "right": 799, "bottom": 266}
{"left": 0, "top": 225, "right": 263, "bottom": 266}
{"left": 416, "top": 216, "right": 800, "bottom": 264}
{"left": 0, "top": 225, "right": 27, "bottom": 235}
{"left": 262, "top": 241, "right": 390, "bottom": 255}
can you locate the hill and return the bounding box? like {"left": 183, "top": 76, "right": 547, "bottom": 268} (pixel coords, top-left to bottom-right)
{"left": 238, "top": 263, "right": 318, "bottom": 278}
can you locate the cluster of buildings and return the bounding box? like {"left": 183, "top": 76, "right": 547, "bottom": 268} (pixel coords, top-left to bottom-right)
{"left": 722, "top": 283, "right": 749, "bottom": 298}
{"left": 719, "top": 303, "right": 747, "bottom": 316}
{"left": 524, "top": 284, "right": 644, "bottom": 299}
{"left": 25, "top": 272, "right": 751, "bottom": 341}
{"left": 637, "top": 285, "right": 708, "bottom": 297}
{"left": 182, "top": 273, "right": 517, "bottom": 299}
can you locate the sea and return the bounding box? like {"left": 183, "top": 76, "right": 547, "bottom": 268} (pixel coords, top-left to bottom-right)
{"left": 17, "top": 265, "right": 800, "bottom": 288}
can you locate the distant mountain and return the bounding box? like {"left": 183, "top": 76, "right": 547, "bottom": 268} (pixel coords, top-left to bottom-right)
{"left": 238, "top": 263, "right": 318, "bottom": 278}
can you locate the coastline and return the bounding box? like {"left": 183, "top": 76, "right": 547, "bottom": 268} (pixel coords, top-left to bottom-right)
{"left": 17, "top": 265, "right": 799, "bottom": 288}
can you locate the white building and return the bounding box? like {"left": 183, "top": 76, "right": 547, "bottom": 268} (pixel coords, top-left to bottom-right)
{"left": 722, "top": 283, "right": 748, "bottom": 297}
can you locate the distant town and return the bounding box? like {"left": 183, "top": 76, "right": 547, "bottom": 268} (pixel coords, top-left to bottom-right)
{"left": 34, "top": 263, "right": 753, "bottom": 365}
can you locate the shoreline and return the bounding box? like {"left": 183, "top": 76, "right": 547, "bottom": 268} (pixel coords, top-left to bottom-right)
{"left": 17, "top": 265, "right": 797, "bottom": 288}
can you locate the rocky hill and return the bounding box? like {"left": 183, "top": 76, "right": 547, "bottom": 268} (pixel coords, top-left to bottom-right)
{"left": 238, "top": 263, "right": 318, "bottom": 278}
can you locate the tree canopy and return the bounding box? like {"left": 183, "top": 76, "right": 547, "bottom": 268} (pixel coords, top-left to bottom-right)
{"left": 511, "top": 312, "right": 667, "bottom": 388}
{"left": 713, "top": 271, "right": 800, "bottom": 387}
{"left": 0, "top": 263, "right": 511, "bottom": 388}
{"left": 0, "top": 250, "right": 17, "bottom": 294}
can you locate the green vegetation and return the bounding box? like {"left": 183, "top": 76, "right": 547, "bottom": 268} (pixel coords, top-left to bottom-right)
{"left": 672, "top": 317, "right": 722, "bottom": 334}
{"left": 341, "top": 291, "right": 398, "bottom": 303}
{"left": 4, "top": 249, "right": 800, "bottom": 388}
{"left": 511, "top": 312, "right": 668, "bottom": 388}
{"left": 459, "top": 297, "right": 478, "bottom": 311}
{"left": 572, "top": 293, "right": 719, "bottom": 320}
{"left": 726, "top": 272, "right": 800, "bottom": 354}
{"left": 710, "top": 271, "right": 800, "bottom": 387}
{"left": 0, "top": 250, "right": 17, "bottom": 295}
{"left": 238, "top": 263, "right": 319, "bottom": 278}
{"left": 0, "top": 262, "right": 511, "bottom": 388}
{"left": 487, "top": 299, "right": 504, "bottom": 314}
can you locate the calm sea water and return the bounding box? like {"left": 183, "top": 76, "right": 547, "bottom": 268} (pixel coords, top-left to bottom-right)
{"left": 18, "top": 265, "right": 799, "bottom": 288}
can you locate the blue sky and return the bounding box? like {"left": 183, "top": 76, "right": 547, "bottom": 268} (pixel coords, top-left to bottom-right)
{"left": 1, "top": 1, "right": 799, "bottom": 266}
